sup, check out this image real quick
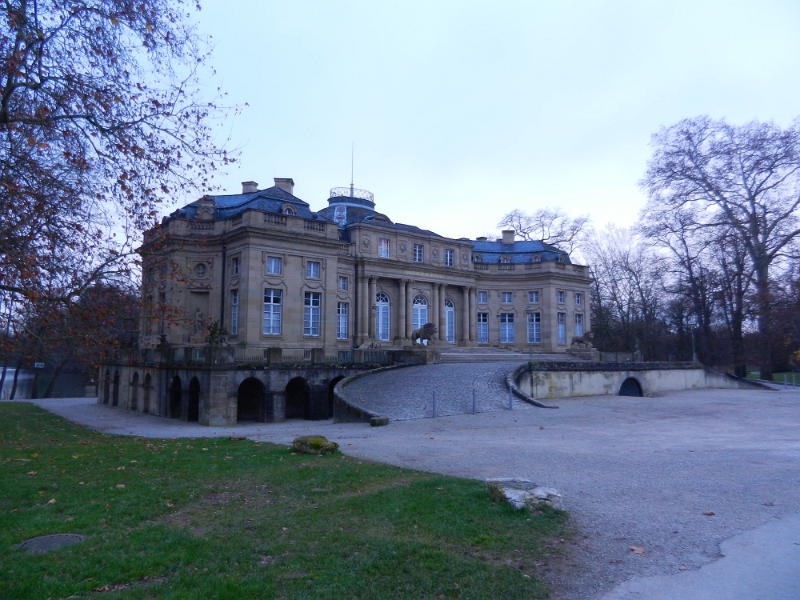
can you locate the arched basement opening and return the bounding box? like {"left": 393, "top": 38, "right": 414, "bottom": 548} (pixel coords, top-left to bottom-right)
{"left": 112, "top": 371, "right": 120, "bottom": 406}
{"left": 142, "top": 374, "right": 151, "bottom": 413}
{"left": 328, "top": 376, "right": 345, "bottom": 419}
{"left": 285, "top": 377, "right": 310, "bottom": 419}
{"left": 170, "top": 376, "right": 182, "bottom": 418}
{"left": 237, "top": 377, "right": 265, "bottom": 422}
{"left": 187, "top": 377, "right": 200, "bottom": 422}
{"left": 130, "top": 372, "right": 139, "bottom": 410}
{"left": 619, "top": 377, "right": 643, "bottom": 397}
{"left": 102, "top": 371, "right": 110, "bottom": 404}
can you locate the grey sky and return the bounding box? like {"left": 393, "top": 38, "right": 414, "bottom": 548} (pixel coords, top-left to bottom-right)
{"left": 189, "top": 0, "right": 800, "bottom": 239}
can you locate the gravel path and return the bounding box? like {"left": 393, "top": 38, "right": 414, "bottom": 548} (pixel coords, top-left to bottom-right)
{"left": 19, "top": 386, "right": 800, "bottom": 599}
{"left": 343, "top": 362, "right": 530, "bottom": 419}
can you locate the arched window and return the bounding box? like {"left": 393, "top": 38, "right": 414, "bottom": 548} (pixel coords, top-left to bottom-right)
{"left": 472, "top": 254, "right": 482, "bottom": 263}
{"left": 375, "top": 292, "right": 390, "bottom": 341}
{"left": 531, "top": 254, "right": 541, "bottom": 263}
{"left": 500, "top": 256, "right": 511, "bottom": 264}
{"left": 444, "top": 299, "right": 455, "bottom": 343}
{"left": 412, "top": 295, "right": 428, "bottom": 330}
{"left": 282, "top": 205, "right": 295, "bottom": 216}
{"left": 557, "top": 255, "right": 567, "bottom": 263}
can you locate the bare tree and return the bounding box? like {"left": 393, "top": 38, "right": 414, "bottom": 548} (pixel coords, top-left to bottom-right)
{"left": 642, "top": 116, "right": 800, "bottom": 379}
{"left": 498, "top": 208, "right": 590, "bottom": 255}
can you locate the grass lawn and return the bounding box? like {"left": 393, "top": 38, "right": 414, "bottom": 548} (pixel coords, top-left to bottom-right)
{"left": 746, "top": 371, "right": 799, "bottom": 384}
{"left": 0, "top": 403, "right": 568, "bottom": 599}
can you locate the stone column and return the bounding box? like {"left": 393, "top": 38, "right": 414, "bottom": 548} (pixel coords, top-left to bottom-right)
{"left": 398, "top": 279, "right": 407, "bottom": 343}
{"left": 439, "top": 284, "right": 446, "bottom": 341}
{"left": 405, "top": 280, "right": 414, "bottom": 339}
{"left": 368, "top": 277, "right": 377, "bottom": 339}
{"left": 469, "top": 287, "right": 477, "bottom": 342}
{"left": 431, "top": 283, "right": 440, "bottom": 340}
{"left": 461, "top": 286, "right": 470, "bottom": 343}
{"left": 359, "top": 276, "right": 369, "bottom": 344}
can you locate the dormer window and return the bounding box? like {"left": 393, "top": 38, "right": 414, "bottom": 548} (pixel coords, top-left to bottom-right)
{"left": 282, "top": 205, "right": 295, "bottom": 216}
{"left": 557, "top": 255, "right": 567, "bottom": 263}
{"left": 531, "top": 254, "right": 541, "bottom": 263}
{"left": 473, "top": 254, "right": 482, "bottom": 263}
{"left": 500, "top": 256, "right": 511, "bottom": 264}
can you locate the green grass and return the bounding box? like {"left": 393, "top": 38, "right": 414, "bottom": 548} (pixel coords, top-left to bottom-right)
{"left": 0, "top": 403, "right": 568, "bottom": 599}
{"left": 746, "top": 371, "right": 798, "bottom": 383}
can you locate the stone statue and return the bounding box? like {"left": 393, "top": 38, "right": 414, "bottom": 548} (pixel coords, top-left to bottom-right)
{"left": 411, "top": 323, "right": 438, "bottom": 345}
{"left": 357, "top": 341, "right": 383, "bottom": 350}
{"left": 571, "top": 331, "right": 594, "bottom": 349}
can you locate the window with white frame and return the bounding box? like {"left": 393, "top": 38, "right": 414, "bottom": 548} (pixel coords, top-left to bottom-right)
{"left": 306, "top": 260, "right": 320, "bottom": 279}
{"left": 262, "top": 289, "right": 282, "bottom": 335}
{"left": 575, "top": 292, "right": 582, "bottom": 306}
{"left": 500, "top": 256, "right": 510, "bottom": 264}
{"left": 412, "top": 295, "right": 428, "bottom": 330}
{"left": 502, "top": 291, "right": 513, "bottom": 304}
{"left": 473, "top": 254, "right": 482, "bottom": 263}
{"left": 375, "top": 292, "right": 390, "bottom": 341}
{"left": 444, "top": 298, "right": 455, "bottom": 342}
{"left": 266, "top": 256, "right": 281, "bottom": 275}
{"left": 477, "top": 312, "right": 488, "bottom": 343}
{"left": 531, "top": 254, "right": 541, "bottom": 263}
{"left": 557, "top": 291, "right": 565, "bottom": 304}
{"left": 478, "top": 290, "right": 488, "bottom": 304}
{"left": 337, "top": 302, "right": 348, "bottom": 339}
{"left": 527, "top": 312, "right": 541, "bottom": 344}
{"left": 304, "top": 292, "right": 321, "bottom": 336}
{"left": 445, "top": 249, "right": 454, "bottom": 267}
{"left": 378, "top": 238, "right": 390, "bottom": 258}
{"left": 230, "top": 290, "right": 239, "bottom": 335}
{"left": 575, "top": 313, "right": 583, "bottom": 337}
{"left": 500, "top": 313, "right": 514, "bottom": 343}
{"left": 528, "top": 291, "right": 539, "bottom": 303}
{"left": 338, "top": 275, "right": 348, "bottom": 291}
{"left": 232, "top": 257, "right": 239, "bottom": 276}
{"left": 558, "top": 312, "right": 566, "bottom": 343}
{"left": 413, "top": 244, "right": 424, "bottom": 263}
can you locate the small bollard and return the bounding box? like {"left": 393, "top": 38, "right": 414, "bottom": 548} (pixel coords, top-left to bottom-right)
{"left": 432, "top": 390, "right": 437, "bottom": 418}
{"left": 508, "top": 388, "right": 513, "bottom": 410}
{"left": 472, "top": 387, "right": 477, "bottom": 414}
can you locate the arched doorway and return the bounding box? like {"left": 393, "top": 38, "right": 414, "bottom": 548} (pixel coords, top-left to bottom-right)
{"left": 412, "top": 295, "right": 428, "bottom": 331}
{"left": 375, "top": 292, "right": 390, "bottom": 341}
{"left": 444, "top": 299, "right": 455, "bottom": 343}
{"left": 130, "top": 372, "right": 139, "bottom": 410}
{"left": 328, "top": 376, "right": 345, "bottom": 419}
{"left": 237, "top": 377, "right": 265, "bottom": 422}
{"left": 286, "top": 377, "right": 310, "bottom": 419}
{"left": 619, "top": 378, "right": 643, "bottom": 397}
{"left": 188, "top": 377, "right": 200, "bottom": 422}
{"left": 103, "top": 370, "right": 110, "bottom": 404}
{"left": 112, "top": 371, "right": 120, "bottom": 406}
{"left": 170, "top": 376, "right": 182, "bottom": 418}
{"left": 143, "top": 374, "right": 151, "bottom": 414}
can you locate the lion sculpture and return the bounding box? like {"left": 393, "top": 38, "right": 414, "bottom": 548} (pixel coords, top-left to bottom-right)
{"left": 570, "top": 331, "right": 594, "bottom": 349}
{"left": 411, "top": 323, "right": 438, "bottom": 345}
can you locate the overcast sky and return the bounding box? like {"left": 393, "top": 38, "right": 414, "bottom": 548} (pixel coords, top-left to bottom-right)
{"left": 185, "top": 0, "right": 800, "bottom": 239}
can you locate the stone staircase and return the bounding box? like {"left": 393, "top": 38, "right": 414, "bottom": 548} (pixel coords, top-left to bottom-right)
{"left": 438, "top": 346, "right": 581, "bottom": 363}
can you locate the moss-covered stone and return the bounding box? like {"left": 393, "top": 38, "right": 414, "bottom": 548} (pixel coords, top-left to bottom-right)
{"left": 292, "top": 435, "right": 339, "bottom": 455}
{"left": 370, "top": 416, "right": 389, "bottom": 427}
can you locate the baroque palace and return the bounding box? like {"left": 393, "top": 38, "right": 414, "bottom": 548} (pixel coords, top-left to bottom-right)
{"left": 100, "top": 178, "right": 592, "bottom": 426}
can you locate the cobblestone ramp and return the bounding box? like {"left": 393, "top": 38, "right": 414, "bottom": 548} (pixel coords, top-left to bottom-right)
{"left": 343, "top": 362, "right": 532, "bottom": 420}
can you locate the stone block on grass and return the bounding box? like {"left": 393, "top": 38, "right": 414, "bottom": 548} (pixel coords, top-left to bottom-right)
{"left": 292, "top": 435, "right": 339, "bottom": 455}
{"left": 486, "top": 478, "right": 563, "bottom": 511}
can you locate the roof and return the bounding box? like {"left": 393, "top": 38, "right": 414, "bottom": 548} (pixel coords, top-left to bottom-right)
{"left": 471, "top": 239, "right": 570, "bottom": 264}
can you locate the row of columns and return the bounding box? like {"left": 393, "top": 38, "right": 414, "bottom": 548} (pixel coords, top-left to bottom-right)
{"left": 358, "top": 276, "right": 477, "bottom": 343}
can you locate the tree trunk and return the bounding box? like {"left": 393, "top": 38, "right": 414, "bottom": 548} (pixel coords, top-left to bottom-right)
{"left": 0, "top": 361, "right": 7, "bottom": 399}
{"left": 9, "top": 362, "right": 21, "bottom": 400}
{"left": 43, "top": 358, "right": 68, "bottom": 398}
{"left": 755, "top": 264, "right": 773, "bottom": 380}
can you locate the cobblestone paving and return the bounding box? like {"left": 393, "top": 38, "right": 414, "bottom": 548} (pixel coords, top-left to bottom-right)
{"left": 344, "top": 362, "right": 532, "bottom": 420}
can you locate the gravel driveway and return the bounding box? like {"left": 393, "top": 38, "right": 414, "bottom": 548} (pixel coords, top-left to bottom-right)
{"left": 23, "top": 386, "right": 800, "bottom": 599}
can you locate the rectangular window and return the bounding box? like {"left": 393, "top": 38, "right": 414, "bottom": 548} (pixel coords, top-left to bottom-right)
{"left": 477, "top": 312, "right": 489, "bottom": 343}
{"left": 527, "top": 312, "right": 541, "bottom": 344}
{"left": 262, "top": 289, "right": 282, "bottom": 335}
{"left": 338, "top": 275, "right": 348, "bottom": 291}
{"left": 502, "top": 291, "right": 513, "bottom": 304}
{"left": 575, "top": 313, "right": 583, "bottom": 337}
{"left": 413, "top": 244, "right": 424, "bottom": 263}
{"left": 528, "top": 291, "right": 539, "bottom": 303}
{"left": 337, "top": 302, "right": 348, "bottom": 339}
{"left": 445, "top": 249, "right": 454, "bottom": 267}
{"left": 558, "top": 313, "right": 566, "bottom": 343}
{"left": 478, "top": 290, "right": 488, "bottom": 304}
{"left": 378, "top": 238, "right": 390, "bottom": 258}
{"left": 500, "top": 313, "right": 515, "bottom": 344}
{"left": 557, "top": 291, "right": 565, "bottom": 304}
{"left": 230, "top": 290, "right": 239, "bottom": 335}
{"left": 306, "top": 260, "right": 320, "bottom": 279}
{"left": 304, "top": 292, "right": 321, "bottom": 336}
{"left": 266, "top": 256, "right": 281, "bottom": 275}
{"left": 232, "top": 257, "right": 239, "bottom": 276}
{"left": 575, "top": 292, "right": 582, "bottom": 306}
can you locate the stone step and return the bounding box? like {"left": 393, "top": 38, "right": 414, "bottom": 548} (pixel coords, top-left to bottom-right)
{"left": 439, "top": 352, "right": 586, "bottom": 363}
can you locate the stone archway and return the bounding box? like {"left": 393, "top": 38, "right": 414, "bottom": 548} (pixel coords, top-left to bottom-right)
{"left": 142, "top": 374, "right": 151, "bottom": 414}
{"left": 187, "top": 377, "right": 200, "bottom": 422}
{"left": 112, "top": 371, "right": 120, "bottom": 407}
{"left": 328, "top": 376, "right": 346, "bottom": 419}
{"left": 619, "top": 377, "right": 643, "bottom": 397}
{"left": 237, "top": 377, "right": 266, "bottom": 422}
{"left": 170, "top": 376, "right": 182, "bottom": 418}
{"left": 285, "top": 377, "right": 310, "bottom": 419}
{"left": 102, "top": 370, "right": 110, "bottom": 405}
{"left": 130, "top": 372, "right": 139, "bottom": 410}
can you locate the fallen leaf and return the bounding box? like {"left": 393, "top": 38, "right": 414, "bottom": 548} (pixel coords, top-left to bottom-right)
{"left": 629, "top": 546, "right": 645, "bottom": 554}
{"left": 763, "top": 502, "right": 774, "bottom": 507}
{"left": 26, "top": 471, "right": 36, "bottom": 476}
{"left": 31, "top": 453, "right": 38, "bottom": 458}
{"left": 679, "top": 565, "right": 687, "bottom": 571}
{"left": 116, "top": 484, "right": 125, "bottom": 489}
{"left": 702, "top": 511, "right": 715, "bottom": 516}
{"left": 166, "top": 503, "right": 174, "bottom": 507}
{"left": 117, "top": 466, "right": 125, "bottom": 470}
{"left": 540, "top": 426, "right": 545, "bottom": 430}
{"left": 46, "top": 498, "right": 56, "bottom": 505}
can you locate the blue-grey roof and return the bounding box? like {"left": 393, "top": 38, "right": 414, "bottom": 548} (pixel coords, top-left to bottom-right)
{"left": 471, "top": 239, "right": 570, "bottom": 264}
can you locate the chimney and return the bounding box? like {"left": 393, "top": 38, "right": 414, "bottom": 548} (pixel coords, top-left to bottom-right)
{"left": 241, "top": 181, "right": 258, "bottom": 194}
{"left": 274, "top": 177, "right": 295, "bottom": 195}
{"left": 502, "top": 230, "right": 515, "bottom": 245}
{"left": 476, "top": 236, "right": 487, "bottom": 241}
